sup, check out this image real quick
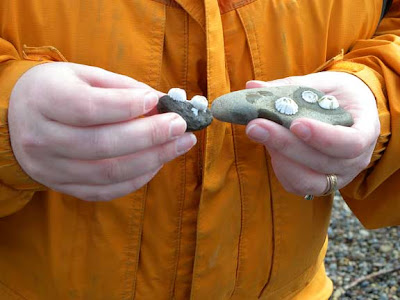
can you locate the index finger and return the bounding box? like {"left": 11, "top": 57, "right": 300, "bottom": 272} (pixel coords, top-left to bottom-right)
{"left": 42, "top": 85, "right": 160, "bottom": 126}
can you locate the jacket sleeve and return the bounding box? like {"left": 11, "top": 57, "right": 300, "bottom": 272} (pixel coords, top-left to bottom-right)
{"left": 325, "top": 1, "right": 400, "bottom": 229}
{"left": 0, "top": 38, "right": 49, "bottom": 217}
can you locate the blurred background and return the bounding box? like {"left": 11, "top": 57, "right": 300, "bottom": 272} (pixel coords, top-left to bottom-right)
{"left": 326, "top": 193, "right": 399, "bottom": 300}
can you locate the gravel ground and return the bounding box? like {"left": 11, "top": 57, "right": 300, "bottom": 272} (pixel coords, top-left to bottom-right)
{"left": 326, "top": 192, "right": 400, "bottom": 300}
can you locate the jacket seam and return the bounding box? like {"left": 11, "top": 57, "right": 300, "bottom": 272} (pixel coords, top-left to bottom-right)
{"left": 260, "top": 256, "right": 325, "bottom": 299}
{"left": 169, "top": 155, "right": 187, "bottom": 298}
{"left": 229, "top": 125, "right": 246, "bottom": 297}
{"left": 129, "top": 188, "right": 147, "bottom": 299}
{"left": 147, "top": 4, "right": 166, "bottom": 89}
{"left": 151, "top": 0, "right": 181, "bottom": 8}
{"left": 237, "top": 6, "right": 263, "bottom": 80}
{"left": 258, "top": 153, "right": 278, "bottom": 298}
{"left": 0, "top": 280, "right": 27, "bottom": 300}
{"left": 219, "top": 0, "right": 257, "bottom": 15}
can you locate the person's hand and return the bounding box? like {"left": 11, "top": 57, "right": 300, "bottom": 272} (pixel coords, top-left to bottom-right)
{"left": 8, "top": 62, "right": 196, "bottom": 201}
{"left": 245, "top": 71, "right": 380, "bottom": 197}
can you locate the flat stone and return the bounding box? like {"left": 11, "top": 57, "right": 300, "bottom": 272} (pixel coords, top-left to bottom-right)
{"left": 211, "top": 86, "right": 354, "bottom": 128}
{"left": 157, "top": 95, "right": 213, "bottom": 131}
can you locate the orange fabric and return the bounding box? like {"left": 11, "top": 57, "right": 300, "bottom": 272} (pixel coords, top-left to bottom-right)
{"left": 0, "top": 0, "right": 399, "bottom": 299}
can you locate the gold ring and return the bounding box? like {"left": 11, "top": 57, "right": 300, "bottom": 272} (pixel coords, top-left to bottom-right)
{"left": 304, "top": 174, "right": 338, "bottom": 200}
{"left": 321, "top": 174, "right": 338, "bottom": 196}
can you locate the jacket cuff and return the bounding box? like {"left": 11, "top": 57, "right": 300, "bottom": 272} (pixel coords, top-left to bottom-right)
{"left": 0, "top": 59, "right": 48, "bottom": 191}
{"left": 325, "top": 61, "right": 390, "bottom": 168}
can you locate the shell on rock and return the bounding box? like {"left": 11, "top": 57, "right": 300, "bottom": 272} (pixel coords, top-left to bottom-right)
{"left": 190, "top": 95, "right": 208, "bottom": 112}
{"left": 318, "top": 95, "right": 339, "bottom": 110}
{"left": 301, "top": 90, "right": 319, "bottom": 103}
{"left": 274, "top": 97, "right": 299, "bottom": 115}
{"left": 168, "top": 88, "right": 187, "bottom": 102}
{"left": 191, "top": 107, "right": 199, "bottom": 116}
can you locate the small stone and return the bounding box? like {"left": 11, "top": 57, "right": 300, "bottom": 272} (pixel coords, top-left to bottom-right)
{"left": 379, "top": 244, "right": 393, "bottom": 253}
{"left": 360, "top": 229, "right": 370, "bottom": 238}
{"left": 360, "top": 280, "right": 370, "bottom": 288}
{"left": 379, "top": 294, "right": 389, "bottom": 300}
{"left": 157, "top": 95, "right": 213, "bottom": 131}
{"left": 211, "top": 86, "right": 354, "bottom": 128}
{"left": 329, "top": 263, "right": 338, "bottom": 270}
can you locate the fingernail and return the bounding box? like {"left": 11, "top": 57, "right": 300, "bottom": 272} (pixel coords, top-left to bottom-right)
{"left": 176, "top": 133, "right": 197, "bottom": 155}
{"left": 144, "top": 92, "right": 158, "bottom": 111}
{"left": 291, "top": 123, "right": 311, "bottom": 140}
{"left": 246, "top": 124, "right": 269, "bottom": 142}
{"left": 169, "top": 117, "right": 187, "bottom": 138}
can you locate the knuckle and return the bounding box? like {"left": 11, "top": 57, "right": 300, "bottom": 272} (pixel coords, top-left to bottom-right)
{"left": 72, "top": 93, "right": 97, "bottom": 125}
{"left": 20, "top": 133, "right": 43, "bottom": 151}
{"left": 318, "top": 137, "right": 335, "bottom": 149}
{"left": 101, "top": 159, "right": 123, "bottom": 183}
{"left": 149, "top": 118, "right": 167, "bottom": 146}
{"left": 314, "top": 157, "right": 331, "bottom": 172}
{"left": 271, "top": 137, "right": 291, "bottom": 152}
{"left": 91, "top": 130, "right": 112, "bottom": 158}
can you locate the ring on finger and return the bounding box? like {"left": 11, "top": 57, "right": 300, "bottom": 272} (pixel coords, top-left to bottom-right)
{"left": 304, "top": 174, "right": 338, "bottom": 200}
{"left": 321, "top": 174, "right": 338, "bottom": 196}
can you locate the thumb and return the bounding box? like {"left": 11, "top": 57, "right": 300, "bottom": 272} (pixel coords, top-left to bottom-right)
{"left": 246, "top": 72, "right": 341, "bottom": 94}
{"left": 70, "top": 62, "right": 164, "bottom": 97}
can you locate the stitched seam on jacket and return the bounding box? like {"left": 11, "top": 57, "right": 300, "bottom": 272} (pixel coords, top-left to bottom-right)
{"left": 260, "top": 255, "right": 325, "bottom": 299}
{"left": 257, "top": 151, "right": 276, "bottom": 298}
{"left": 151, "top": 0, "right": 181, "bottom": 8}
{"left": 147, "top": 6, "right": 166, "bottom": 89}
{"left": 190, "top": 0, "right": 216, "bottom": 297}
{"left": 237, "top": 7, "right": 263, "bottom": 79}
{"left": 219, "top": 0, "right": 257, "bottom": 14}
{"left": 130, "top": 5, "right": 166, "bottom": 299}
{"left": 0, "top": 281, "right": 27, "bottom": 300}
{"left": 170, "top": 156, "right": 187, "bottom": 298}
{"left": 170, "top": 11, "right": 189, "bottom": 298}
{"left": 229, "top": 125, "right": 246, "bottom": 297}
{"left": 127, "top": 189, "right": 147, "bottom": 299}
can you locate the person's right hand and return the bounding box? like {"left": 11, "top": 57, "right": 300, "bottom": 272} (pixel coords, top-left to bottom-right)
{"left": 8, "top": 62, "right": 196, "bottom": 201}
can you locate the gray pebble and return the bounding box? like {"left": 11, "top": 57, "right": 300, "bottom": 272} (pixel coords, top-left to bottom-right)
{"left": 157, "top": 95, "right": 213, "bottom": 131}
{"left": 211, "top": 86, "right": 354, "bottom": 128}
{"left": 360, "top": 229, "right": 371, "bottom": 238}
{"left": 379, "top": 244, "right": 393, "bottom": 253}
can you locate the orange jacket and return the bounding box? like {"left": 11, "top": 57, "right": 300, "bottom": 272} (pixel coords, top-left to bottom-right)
{"left": 0, "top": 1, "right": 399, "bottom": 299}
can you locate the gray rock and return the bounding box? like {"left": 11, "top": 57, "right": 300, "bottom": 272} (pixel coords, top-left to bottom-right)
{"left": 157, "top": 95, "right": 213, "bottom": 131}
{"left": 211, "top": 86, "right": 354, "bottom": 128}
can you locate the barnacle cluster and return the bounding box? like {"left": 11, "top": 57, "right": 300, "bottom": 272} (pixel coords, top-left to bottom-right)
{"left": 168, "top": 88, "right": 208, "bottom": 116}
{"left": 274, "top": 90, "right": 340, "bottom": 116}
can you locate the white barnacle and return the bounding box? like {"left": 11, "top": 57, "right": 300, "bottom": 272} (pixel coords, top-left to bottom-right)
{"left": 191, "top": 107, "right": 199, "bottom": 116}
{"left": 189, "top": 95, "right": 208, "bottom": 112}
{"left": 318, "top": 95, "right": 339, "bottom": 110}
{"left": 275, "top": 97, "right": 299, "bottom": 115}
{"left": 168, "top": 88, "right": 187, "bottom": 102}
{"left": 301, "top": 90, "right": 319, "bottom": 103}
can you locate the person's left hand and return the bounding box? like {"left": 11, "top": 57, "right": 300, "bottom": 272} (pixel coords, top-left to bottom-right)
{"left": 245, "top": 71, "right": 380, "bottom": 197}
